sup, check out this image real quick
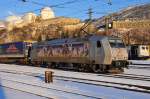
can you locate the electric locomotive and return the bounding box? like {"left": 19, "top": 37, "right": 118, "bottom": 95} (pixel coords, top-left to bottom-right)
{"left": 30, "top": 35, "right": 128, "bottom": 73}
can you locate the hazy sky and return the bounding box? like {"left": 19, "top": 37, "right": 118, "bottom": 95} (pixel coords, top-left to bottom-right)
{"left": 0, "top": 0, "right": 149, "bottom": 20}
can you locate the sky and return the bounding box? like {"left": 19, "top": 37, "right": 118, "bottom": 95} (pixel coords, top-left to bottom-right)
{"left": 0, "top": 0, "right": 149, "bottom": 20}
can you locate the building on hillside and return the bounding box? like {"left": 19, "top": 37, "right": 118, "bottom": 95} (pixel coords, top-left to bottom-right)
{"left": 6, "top": 15, "right": 24, "bottom": 30}
{"left": 40, "top": 7, "right": 55, "bottom": 20}
{"left": 23, "top": 12, "right": 37, "bottom": 24}
{"left": 6, "top": 15, "right": 22, "bottom": 22}
{"left": 37, "top": 17, "right": 81, "bottom": 26}
{"left": 0, "top": 21, "right": 6, "bottom": 30}
{"left": 63, "top": 23, "right": 85, "bottom": 32}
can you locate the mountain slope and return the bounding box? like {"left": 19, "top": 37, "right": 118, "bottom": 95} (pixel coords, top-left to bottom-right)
{"left": 94, "top": 3, "right": 150, "bottom": 26}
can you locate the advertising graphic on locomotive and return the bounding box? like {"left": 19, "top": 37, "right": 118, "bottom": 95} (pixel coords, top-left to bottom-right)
{"left": 37, "top": 43, "right": 89, "bottom": 59}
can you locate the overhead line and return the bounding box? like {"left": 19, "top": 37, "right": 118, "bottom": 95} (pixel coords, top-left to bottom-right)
{"left": 0, "top": 0, "right": 82, "bottom": 19}
{"left": 1, "top": 0, "right": 113, "bottom": 19}
{"left": 17, "top": 0, "right": 81, "bottom": 14}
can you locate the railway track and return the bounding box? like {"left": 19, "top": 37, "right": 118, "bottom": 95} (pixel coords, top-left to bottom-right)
{"left": 1, "top": 68, "right": 150, "bottom": 82}
{"left": 96, "top": 73, "right": 150, "bottom": 82}
{"left": 129, "top": 64, "right": 150, "bottom": 69}
{"left": 0, "top": 69, "right": 150, "bottom": 93}
{"left": 54, "top": 75, "right": 150, "bottom": 93}
{"left": 0, "top": 81, "right": 53, "bottom": 99}
{"left": 0, "top": 72, "right": 103, "bottom": 99}
{"left": 121, "top": 73, "right": 150, "bottom": 78}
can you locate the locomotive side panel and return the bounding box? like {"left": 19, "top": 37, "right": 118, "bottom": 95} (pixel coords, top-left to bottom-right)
{"left": 93, "top": 40, "right": 105, "bottom": 64}
{"left": 89, "top": 41, "right": 95, "bottom": 64}
{"left": 101, "top": 38, "right": 112, "bottom": 65}
{"left": 31, "top": 41, "right": 91, "bottom": 64}
{"left": 89, "top": 37, "right": 112, "bottom": 65}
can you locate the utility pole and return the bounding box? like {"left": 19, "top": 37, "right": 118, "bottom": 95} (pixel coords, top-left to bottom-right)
{"left": 87, "top": 7, "right": 93, "bottom": 20}
{"left": 84, "top": 7, "right": 94, "bottom": 35}
{"left": 108, "top": 0, "right": 112, "bottom": 5}
{"left": 22, "top": 0, "right": 26, "bottom": 2}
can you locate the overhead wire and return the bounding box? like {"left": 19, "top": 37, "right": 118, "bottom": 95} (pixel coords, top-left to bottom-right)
{"left": 1, "top": 0, "right": 115, "bottom": 20}
{"left": 0, "top": 0, "right": 81, "bottom": 19}
{"left": 19, "top": 0, "right": 81, "bottom": 14}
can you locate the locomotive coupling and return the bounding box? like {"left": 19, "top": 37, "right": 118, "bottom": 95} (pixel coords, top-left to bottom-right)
{"left": 45, "top": 71, "right": 54, "bottom": 83}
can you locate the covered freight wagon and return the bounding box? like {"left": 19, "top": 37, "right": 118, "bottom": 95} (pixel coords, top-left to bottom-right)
{"left": 128, "top": 44, "right": 150, "bottom": 60}
{"left": 0, "top": 41, "right": 32, "bottom": 63}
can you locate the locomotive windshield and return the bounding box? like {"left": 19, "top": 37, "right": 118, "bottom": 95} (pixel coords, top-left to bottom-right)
{"left": 109, "top": 39, "right": 125, "bottom": 48}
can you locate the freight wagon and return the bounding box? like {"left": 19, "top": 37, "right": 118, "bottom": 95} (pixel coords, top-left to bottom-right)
{"left": 0, "top": 41, "right": 32, "bottom": 64}
{"left": 128, "top": 44, "right": 150, "bottom": 60}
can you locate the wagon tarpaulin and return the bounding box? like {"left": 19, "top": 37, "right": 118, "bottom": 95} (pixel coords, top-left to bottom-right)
{"left": 0, "top": 42, "right": 24, "bottom": 55}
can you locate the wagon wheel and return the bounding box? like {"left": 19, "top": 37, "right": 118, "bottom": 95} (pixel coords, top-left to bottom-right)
{"left": 92, "top": 65, "right": 101, "bottom": 73}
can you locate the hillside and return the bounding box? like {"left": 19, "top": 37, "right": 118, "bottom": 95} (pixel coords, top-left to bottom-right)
{"left": 0, "top": 4, "right": 150, "bottom": 44}
{"left": 94, "top": 3, "right": 150, "bottom": 44}
{"left": 95, "top": 3, "right": 150, "bottom": 26}
{"left": 0, "top": 17, "right": 96, "bottom": 44}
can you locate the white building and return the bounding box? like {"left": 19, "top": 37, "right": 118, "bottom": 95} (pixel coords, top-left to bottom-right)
{"left": 40, "top": 7, "right": 55, "bottom": 20}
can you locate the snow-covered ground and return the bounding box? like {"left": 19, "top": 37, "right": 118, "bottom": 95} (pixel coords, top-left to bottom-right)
{"left": 0, "top": 63, "right": 150, "bottom": 99}
{"left": 128, "top": 60, "right": 150, "bottom": 69}
{"left": 129, "top": 60, "right": 150, "bottom": 65}
{"left": 124, "top": 68, "right": 150, "bottom": 76}
{"left": 0, "top": 64, "right": 150, "bottom": 88}
{"left": 0, "top": 86, "right": 48, "bottom": 99}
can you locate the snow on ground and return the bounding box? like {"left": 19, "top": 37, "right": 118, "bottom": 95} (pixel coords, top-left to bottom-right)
{"left": 129, "top": 60, "right": 150, "bottom": 65}
{"left": 56, "top": 78, "right": 150, "bottom": 99}
{"left": 129, "top": 65, "right": 150, "bottom": 68}
{"left": 0, "top": 63, "right": 150, "bottom": 99}
{"left": 0, "top": 86, "right": 48, "bottom": 99}
{"left": 126, "top": 60, "right": 150, "bottom": 75}
{"left": 0, "top": 69, "right": 150, "bottom": 99}
{"left": 0, "top": 72, "right": 99, "bottom": 99}
{"left": 0, "top": 64, "right": 150, "bottom": 88}
{"left": 124, "top": 68, "right": 150, "bottom": 76}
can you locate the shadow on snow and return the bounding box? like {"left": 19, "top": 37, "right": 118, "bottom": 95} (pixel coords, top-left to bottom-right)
{"left": 0, "top": 79, "right": 6, "bottom": 99}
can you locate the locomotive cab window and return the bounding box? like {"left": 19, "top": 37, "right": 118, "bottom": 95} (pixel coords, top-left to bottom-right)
{"left": 97, "top": 41, "right": 101, "bottom": 48}
{"left": 109, "top": 39, "right": 125, "bottom": 48}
